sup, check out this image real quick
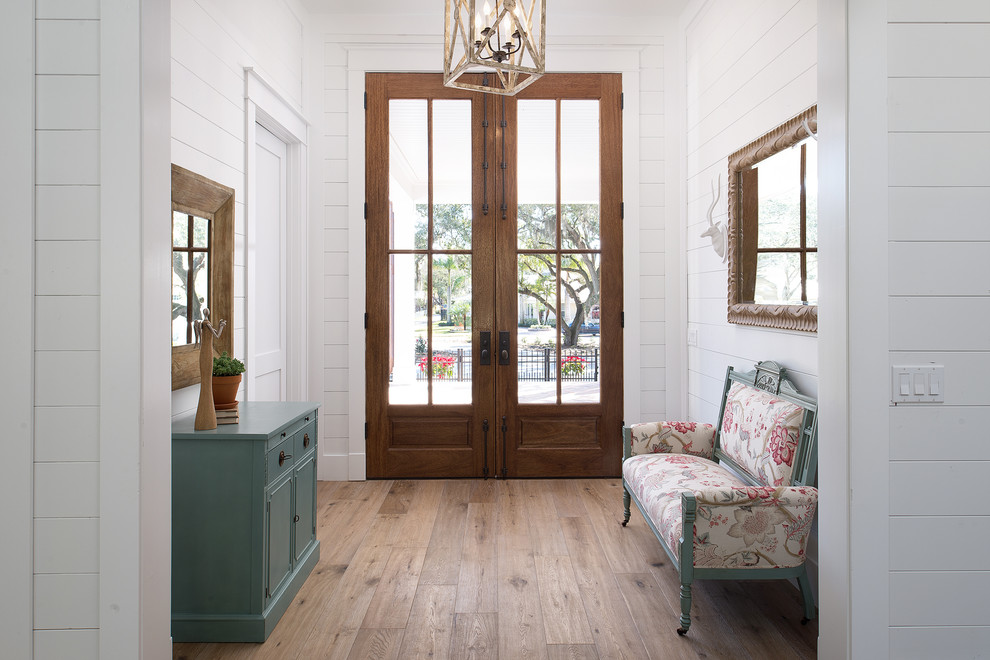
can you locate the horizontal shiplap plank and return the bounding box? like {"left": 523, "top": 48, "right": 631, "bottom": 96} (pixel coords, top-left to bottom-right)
{"left": 34, "top": 630, "right": 99, "bottom": 660}
{"left": 36, "top": 0, "right": 99, "bottom": 19}
{"left": 34, "top": 406, "right": 100, "bottom": 462}
{"left": 891, "top": 517, "right": 990, "bottom": 571}
{"left": 889, "top": 133, "right": 990, "bottom": 187}
{"left": 889, "top": 187, "right": 990, "bottom": 242}
{"left": 36, "top": 130, "right": 100, "bottom": 185}
{"left": 36, "top": 19, "right": 99, "bottom": 75}
{"left": 889, "top": 626, "right": 990, "bottom": 660}
{"left": 889, "top": 0, "right": 990, "bottom": 22}
{"left": 888, "top": 24, "right": 990, "bottom": 77}
{"left": 34, "top": 574, "right": 99, "bottom": 629}
{"left": 888, "top": 242, "right": 990, "bottom": 296}
{"left": 35, "top": 296, "right": 100, "bottom": 351}
{"left": 35, "top": 240, "right": 99, "bottom": 296}
{"left": 35, "top": 351, "right": 100, "bottom": 407}
{"left": 891, "top": 462, "right": 990, "bottom": 515}
{"left": 889, "top": 78, "right": 990, "bottom": 133}
{"left": 36, "top": 76, "right": 99, "bottom": 129}
{"left": 891, "top": 406, "right": 990, "bottom": 460}
{"left": 890, "top": 572, "right": 990, "bottom": 626}
{"left": 34, "top": 462, "right": 99, "bottom": 518}
{"left": 890, "top": 298, "right": 990, "bottom": 351}
{"left": 34, "top": 518, "right": 99, "bottom": 574}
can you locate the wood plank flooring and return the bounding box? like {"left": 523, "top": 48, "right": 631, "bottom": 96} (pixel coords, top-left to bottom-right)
{"left": 173, "top": 479, "right": 818, "bottom": 660}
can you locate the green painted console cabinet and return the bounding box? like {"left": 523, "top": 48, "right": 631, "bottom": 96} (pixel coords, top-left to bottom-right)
{"left": 171, "top": 401, "right": 320, "bottom": 642}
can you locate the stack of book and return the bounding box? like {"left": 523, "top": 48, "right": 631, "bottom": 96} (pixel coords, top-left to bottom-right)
{"left": 216, "top": 403, "right": 239, "bottom": 425}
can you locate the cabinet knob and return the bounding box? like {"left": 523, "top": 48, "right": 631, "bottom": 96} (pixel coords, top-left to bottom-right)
{"left": 294, "top": 514, "right": 300, "bottom": 523}
{"left": 303, "top": 433, "right": 310, "bottom": 448}
{"left": 279, "top": 450, "right": 292, "bottom": 467}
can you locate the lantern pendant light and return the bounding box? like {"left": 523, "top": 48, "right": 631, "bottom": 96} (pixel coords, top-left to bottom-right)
{"left": 443, "top": 0, "right": 546, "bottom": 95}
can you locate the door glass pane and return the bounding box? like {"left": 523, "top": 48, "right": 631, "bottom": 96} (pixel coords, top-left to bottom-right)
{"left": 755, "top": 252, "right": 802, "bottom": 305}
{"left": 389, "top": 254, "right": 428, "bottom": 404}
{"left": 192, "top": 215, "right": 209, "bottom": 248}
{"left": 517, "top": 100, "right": 556, "bottom": 249}
{"left": 171, "top": 252, "right": 189, "bottom": 345}
{"left": 389, "top": 99, "right": 429, "bottom": 250}
{"left": 517, "top": 254, "right": 557, "bottom": 403}
{"left": 432, "top": 100, "right": 472, "bottom": 250}
{"left": 561, "top": 254, "right": 600, "bottom": 403}
{"left": 756, "top": 144, "right": 802, "bottom": 249}
{"left": 432, "top": 254, "right": 472, "bottom": 404}
{"left": 172, "top": 211, "right": 187, "bottom": 246}
{"left": 561, "top": 100, "right": 600, "bottom": 250}
{"left": 806, "top": 253, "right": 819, "bottom": 305}
{"left": 805, "top": 139, "right": 818, "bottom": 248}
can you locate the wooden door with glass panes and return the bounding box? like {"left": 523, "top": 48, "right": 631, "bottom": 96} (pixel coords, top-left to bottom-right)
{"left": 365, "top": 72, "right": 622, "bottom": 478}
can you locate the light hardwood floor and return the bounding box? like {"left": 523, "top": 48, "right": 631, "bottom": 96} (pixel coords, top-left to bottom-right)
{"left": 173, "top": 479, "right": 818, "bottom": 659}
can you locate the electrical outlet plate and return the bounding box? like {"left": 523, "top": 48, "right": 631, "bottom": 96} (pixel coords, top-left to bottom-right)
{"left": 891, "top": 365, "right": 944, "bottom": 404}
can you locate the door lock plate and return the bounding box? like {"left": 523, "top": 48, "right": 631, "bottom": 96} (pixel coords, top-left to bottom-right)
{"left": 498, "top": 331, "right": 510, "bottom": 365}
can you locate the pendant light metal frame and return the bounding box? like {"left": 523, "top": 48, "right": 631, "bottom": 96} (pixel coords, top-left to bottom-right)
{"left": 443, "top": 0, "right": 546, "bottom": 96}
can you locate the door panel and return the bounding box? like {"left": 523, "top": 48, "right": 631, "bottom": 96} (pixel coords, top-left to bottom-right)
{"left": 367, "top": 73, "right": 622, "bottom": 479}
{"left": 252, "top": 124, "right": 288, "bottom": 401}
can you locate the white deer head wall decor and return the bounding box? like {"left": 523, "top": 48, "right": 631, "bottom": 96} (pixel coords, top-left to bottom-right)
{"left": 700, "top": 173, "right": 727, "bottom": 263}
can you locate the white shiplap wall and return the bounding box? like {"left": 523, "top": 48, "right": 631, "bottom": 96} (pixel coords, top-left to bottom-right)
{"left": 683, "top": 0, "right": 818, "bottom": 426}
{"left": 33, "top": 2, "right": 102, "bottom": 656}
{"left": 170, "top": 0, "right": 307, "bottom": 416}
{"left": 315, "top": 19, "right": 672, "bottom": 479}
{"left": 886, "top": 3, "right": 990, "bottom": 654}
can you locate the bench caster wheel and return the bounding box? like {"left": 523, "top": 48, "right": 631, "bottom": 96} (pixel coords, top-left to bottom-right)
{"left": 676, "top": 628, "right": 688, "bottom": 636}
{"left": 621, "top": 520, "right": 628, "bottom": 527}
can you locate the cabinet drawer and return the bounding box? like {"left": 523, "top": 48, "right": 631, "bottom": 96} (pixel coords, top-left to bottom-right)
{"left": 293, "top": 420, "right": 317, "bottom": 458}
{"left": 267, "top": 437, "right": 294, "bottom": 484}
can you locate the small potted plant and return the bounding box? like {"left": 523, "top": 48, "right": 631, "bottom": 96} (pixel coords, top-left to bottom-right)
{"left": 212, "top": 351, "right": 245, "bottom": 408}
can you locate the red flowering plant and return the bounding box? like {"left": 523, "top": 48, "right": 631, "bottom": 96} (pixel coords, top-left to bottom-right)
{"left": 418, "top": 354, "right": 456, "bottom": 379}
{"left": 560, "top": 354, "right": 587, "bottom": 376}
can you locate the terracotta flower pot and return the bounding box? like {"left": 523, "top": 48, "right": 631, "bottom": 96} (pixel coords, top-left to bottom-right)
{"left": 212, "top": 374, "right": 242, "bottom": 408}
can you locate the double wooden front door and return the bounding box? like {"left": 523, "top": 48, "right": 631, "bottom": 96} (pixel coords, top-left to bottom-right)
{"left": 366, "top": 72, "right": 622, "bottom": 478}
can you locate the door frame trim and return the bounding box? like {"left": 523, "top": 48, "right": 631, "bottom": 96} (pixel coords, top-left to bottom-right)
{"left": 245, "top": 68, "right": 311, "bottom": 403}
{"left": 335, "top": 40, "right": 649, "bottom": 480}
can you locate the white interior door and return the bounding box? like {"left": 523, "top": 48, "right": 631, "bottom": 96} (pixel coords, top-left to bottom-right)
{"left": 252, "top": 123, "right": 288, "bottom": 400}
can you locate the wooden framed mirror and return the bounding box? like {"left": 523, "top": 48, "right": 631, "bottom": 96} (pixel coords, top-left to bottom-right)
{"left": 727, "top": 105, "right": 817, "bottom": 332}
{"left": 171, "top": 164, "right": 235, "bottom": 389}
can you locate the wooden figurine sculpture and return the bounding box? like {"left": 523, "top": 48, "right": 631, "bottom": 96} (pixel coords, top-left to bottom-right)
{"left": 194, "top": 308, "right": 228, "bottom": 430}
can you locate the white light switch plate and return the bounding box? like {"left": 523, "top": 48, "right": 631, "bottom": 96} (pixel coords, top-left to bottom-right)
{"left": 891, "top": 365, "right": 944, "bottom": 404}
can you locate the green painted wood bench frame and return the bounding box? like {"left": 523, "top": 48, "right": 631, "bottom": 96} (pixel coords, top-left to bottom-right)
{"left": 621, "top": 360, "right": 819, "bottom": 635}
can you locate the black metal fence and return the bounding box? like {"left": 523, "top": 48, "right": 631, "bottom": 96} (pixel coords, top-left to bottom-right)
{"left": 415, "top": 348, "right": 599, "bottom": 382}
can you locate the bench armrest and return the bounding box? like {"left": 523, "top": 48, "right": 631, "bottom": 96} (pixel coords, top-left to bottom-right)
{"left": 684, "top": 485, "right": 818, "bottom": 569}
{"left": 624, "top": 422, "right": 716, "bottom": 460}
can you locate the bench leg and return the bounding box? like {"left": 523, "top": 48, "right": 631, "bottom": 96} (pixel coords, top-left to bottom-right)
{"left": 621, "top": 486, "right": 631, "bottom": 526}
{"left": 797, "top": 567, "right": 816, "bottom": 624}
{"left": 676, "top": 582, "right": 693, "bottom": 635}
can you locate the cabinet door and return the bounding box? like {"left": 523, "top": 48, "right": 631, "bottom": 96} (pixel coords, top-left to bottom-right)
{"left": 293, "top": 453, "right": 317, "bottom": 563}
{"left": 266, "top": 474, "right": 293, "bottom": 601}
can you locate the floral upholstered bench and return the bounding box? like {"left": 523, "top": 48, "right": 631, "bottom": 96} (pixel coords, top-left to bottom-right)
{"left": 621, "top": 360, "right": 818, "bottom": 635}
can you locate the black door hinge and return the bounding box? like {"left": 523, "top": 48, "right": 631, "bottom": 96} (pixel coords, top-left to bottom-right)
{"left": 621, "top": 93, "right": 624, "bottom": 110}
{"left": 364, "top": 312, "right": 368, "bottom": 329}
{"left": 621, "top": 311, "right": 625, "bottom": 328}
{"left": 620, "top": 202, "right": 624, "bottom": 219}
{"left": 364, "top": 202, "right": 368, "bottom": 219}
{"left": 364, "top": 91, "right": 367, "bottom": 110}
{"left": 365, "top": 422, "right": 369, "bottom": 439}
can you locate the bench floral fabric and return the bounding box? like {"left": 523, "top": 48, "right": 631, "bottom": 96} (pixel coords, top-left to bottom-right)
{"left": 719, "top": 382, "right": 805, "bottom": 487}
{"left": 621, "top": 361, "right": 818, "bottom": 635}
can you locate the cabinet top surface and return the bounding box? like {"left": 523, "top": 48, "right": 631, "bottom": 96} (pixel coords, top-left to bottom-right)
{"left": 172, "top": 401, "right": 319, "bottom": 440}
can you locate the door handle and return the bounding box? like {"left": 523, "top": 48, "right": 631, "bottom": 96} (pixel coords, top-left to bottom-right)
{"left": 480, "top": 331, "right": 491, "bottom": 366}
{"left": 498, "top": 331, "right": 510, "bottom": 365}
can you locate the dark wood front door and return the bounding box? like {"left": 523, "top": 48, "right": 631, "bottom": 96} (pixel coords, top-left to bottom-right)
{"left": 366, "top": 72, "right": 622, "bottom": 479}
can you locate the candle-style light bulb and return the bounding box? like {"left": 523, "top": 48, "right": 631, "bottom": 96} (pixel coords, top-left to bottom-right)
{"left": 483, "top": 1, "right": 492, "bottom": 21}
